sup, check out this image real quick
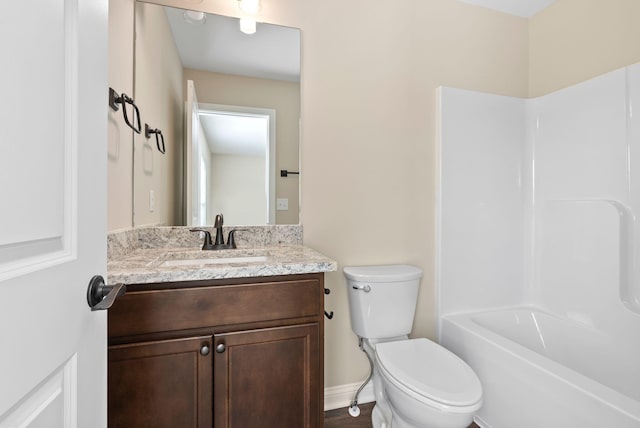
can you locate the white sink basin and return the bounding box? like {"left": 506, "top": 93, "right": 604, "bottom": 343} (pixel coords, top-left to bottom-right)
{"left": 160, "top": 255, "right": 270, "bottom": 267}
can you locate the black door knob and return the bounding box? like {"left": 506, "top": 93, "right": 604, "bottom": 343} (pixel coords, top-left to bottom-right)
{"left": 86, "top": 275, "right": 126, "bottom": 311}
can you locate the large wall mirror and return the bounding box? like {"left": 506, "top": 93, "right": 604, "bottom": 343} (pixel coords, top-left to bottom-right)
{"left": 132, "top": 1, "right": 300, "bottom": 227}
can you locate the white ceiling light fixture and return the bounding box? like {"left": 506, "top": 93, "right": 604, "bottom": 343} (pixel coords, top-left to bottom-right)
{"left": 239, "top": 17, "right": 257, "bottom": 35}
{"left": 183, "top": 10, "right": 206, "bottom": 25}
{"left": 238, "top": 0, "right": 260, "bottom": 14}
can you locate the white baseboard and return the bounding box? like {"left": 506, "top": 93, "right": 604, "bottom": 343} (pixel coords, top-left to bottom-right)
{"left": 324, "top": 381, "right": 375, "bottom": 411}
{"left": 474, "top": 415, "right": 491, "bottom": 428}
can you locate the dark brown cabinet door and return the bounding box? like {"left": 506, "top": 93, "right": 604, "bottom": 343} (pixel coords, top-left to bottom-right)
{"left": 213, "top": 324, "right": 320, "bottom": 428}
{"left": 109, "top": 336, "right": 213, "bottom": 428}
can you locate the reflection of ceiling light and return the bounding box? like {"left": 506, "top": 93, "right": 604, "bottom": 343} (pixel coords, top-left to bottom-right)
{"left": 238, "top": 0, "right": 260, "bottom": 14}
{"left": 239, "top": 17, "right": 256, "bottom": 34}
{"left": 183, "top": 10, "right": 206, "bottom": 24}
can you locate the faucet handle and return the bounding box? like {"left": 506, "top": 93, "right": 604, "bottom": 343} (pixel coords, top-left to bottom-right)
{"left": 226, "top": 229, "right": 249, "bottom": 249}
{"left": 226, "top": 230, "right": 236, "bottom": 249}
{"left": 226, "top": 230, "right": 238, "bottom": 249}
{"left": 189, "top": 228, "right": 213, "bottom": 250}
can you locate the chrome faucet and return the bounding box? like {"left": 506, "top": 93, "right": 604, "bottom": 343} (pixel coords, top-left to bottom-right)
{"left": 190, "top": 213, "right": 239, "bottom": 250}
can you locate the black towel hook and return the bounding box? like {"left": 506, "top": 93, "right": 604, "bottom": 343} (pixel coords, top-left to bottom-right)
{"left": 109, "top": 87, "right": 142, "bottom": 134}
{"left": 145, "top": 124, "right": 166, "bottom": 154}
{"left": 324, "top": 288, "right": 333, "bottom": 319}
{"left": 280, "top": 170, "right": 300, "bottom": 177}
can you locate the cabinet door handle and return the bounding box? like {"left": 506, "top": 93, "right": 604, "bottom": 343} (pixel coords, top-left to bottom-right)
{"left": 200, "top": 345, "right": 210, "bottom": 356}
{"left": 216, "top": 343, "right": 226, "bottom": 353}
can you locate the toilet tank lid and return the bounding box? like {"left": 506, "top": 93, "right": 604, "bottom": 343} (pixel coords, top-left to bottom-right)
{"left": 343, "top": 265, "right": 422, "bottom": 282}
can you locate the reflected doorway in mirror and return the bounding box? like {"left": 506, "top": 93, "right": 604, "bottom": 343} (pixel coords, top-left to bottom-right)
{"left": 187, "top": 80, "right": 276, "bottom": 226}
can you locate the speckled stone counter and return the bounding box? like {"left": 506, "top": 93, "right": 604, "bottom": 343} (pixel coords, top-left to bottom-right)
{"left": 107, "top": 226, "right": 337, "bottom": 284}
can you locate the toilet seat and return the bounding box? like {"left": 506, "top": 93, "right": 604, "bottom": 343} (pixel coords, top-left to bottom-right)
{"left": 375, "top": 338, "right": 482, "bottom": 413}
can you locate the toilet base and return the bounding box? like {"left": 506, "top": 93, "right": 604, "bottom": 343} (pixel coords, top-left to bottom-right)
{"left": 381, "top": 372, "right": 475, "bottom": 428}
{"left": 371, "top": 405, "right": 473, "bottom": 428}
{"left": 362, "top": 337, "right": 478, "bottom": 428}
{"left": 372, "top": 401, "right": 474, "bottom": 428}
{"left": 371, "top": 403, "right": 387, "bottom": 428}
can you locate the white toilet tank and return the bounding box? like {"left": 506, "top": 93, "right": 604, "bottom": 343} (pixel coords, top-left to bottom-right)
{"left": 344, "top": 265, "right": 423, "bottom": 339}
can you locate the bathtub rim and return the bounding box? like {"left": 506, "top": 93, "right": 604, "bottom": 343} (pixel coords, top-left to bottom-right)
{"left": 440, "top": 305, "right": 640, "bottom": 422}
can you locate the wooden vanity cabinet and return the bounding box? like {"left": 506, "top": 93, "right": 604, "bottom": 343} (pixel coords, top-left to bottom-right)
{"left": 214, "top": 324, "right": 319, "bottom": 427}
{"left": 107, "top": 273, "right": 325, "bottom": 428}
{"left": 108, "top": 336, "right": 213, "bottom": 428}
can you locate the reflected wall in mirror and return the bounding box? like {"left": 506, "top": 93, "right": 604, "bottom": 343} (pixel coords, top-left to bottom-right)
{"left": 133, "top": 1, "right": 300, "bottom": 227}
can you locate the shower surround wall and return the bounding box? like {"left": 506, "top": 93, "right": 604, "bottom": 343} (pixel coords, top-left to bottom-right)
{"left": 436, "top": 63, "right": 640, "bottom": 426}
{"left": 438, "top": 62, "right": 640, "bottom": 320}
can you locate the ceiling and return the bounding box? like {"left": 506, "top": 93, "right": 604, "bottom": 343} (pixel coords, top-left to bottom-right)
{"left": 164, "top": 6, "right": 300, "bottom": 82}
{"left": 199, "top": 111, "right": 268, "bottom": 157}
{"left": 455, "top": 0, "right": 558, "bottom": 17}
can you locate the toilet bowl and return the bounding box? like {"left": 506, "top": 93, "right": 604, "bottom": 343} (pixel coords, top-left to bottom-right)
{"left": 375, "top": 338, "right": 482, "bottom": 428}
{"left": 344, "top": 265, "right": 482, "bottom": 428}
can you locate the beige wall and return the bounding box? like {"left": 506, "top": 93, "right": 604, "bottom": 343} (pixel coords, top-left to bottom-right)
{"left": 299, "top": 0, "right": 528, "bottom": 389}
{"left": 108, "top": 0, "right": 640, "bottom": 392}
{"left": 133, "top": 2, "right": 184, "bottom": 227}
{"left": 211, "top": 154, "right": 267, "bottom": 225}
{"left": 108, "top": 0, "right": 184, "bottom": 231}
{"left": 183, "top": 69, "right": 301, "bottom": 225}
{"left": 107, "top": 0, "right": 134, "bottom": 231}
{"left": 529, "top": 0, "right": 640, "bottom": 97}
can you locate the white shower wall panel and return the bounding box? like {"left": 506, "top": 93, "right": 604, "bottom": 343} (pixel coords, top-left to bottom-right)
{"left": 531, "top": 69, "right": 629, "bottom": 201}
{"left": 534, "top": 200, "right": 623, "bottom": 331}
{"left": 437, "top": 87, "right": 527, "bottom": 320}
{"left": 530, "top": 68, "right": 635, "bottom": 326}
{"left": 438, "top": 62, "right": 640, "bottom": 325}
{"left": 626, "top": 63, "right": 640, "bottom": 313}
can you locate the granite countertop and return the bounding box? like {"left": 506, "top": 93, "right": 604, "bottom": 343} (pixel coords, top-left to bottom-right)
{"left": 107, "top": 245, "right": 337, "bottom": 285}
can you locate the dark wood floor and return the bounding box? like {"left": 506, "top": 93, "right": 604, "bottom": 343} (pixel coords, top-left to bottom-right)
{"left": 325, "top": 403, "right": 375, "bottom": 428}
{"left": 324, "top": 402, "right": 480, "bottom": 427}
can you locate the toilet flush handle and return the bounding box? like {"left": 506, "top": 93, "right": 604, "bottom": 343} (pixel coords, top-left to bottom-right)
{"left": 352, "top": 284, "right": 371, "bottom": 293}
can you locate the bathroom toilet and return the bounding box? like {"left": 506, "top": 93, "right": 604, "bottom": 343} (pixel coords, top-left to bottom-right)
{"left": 344, "top": 265, "right": 482, "bottom": 428}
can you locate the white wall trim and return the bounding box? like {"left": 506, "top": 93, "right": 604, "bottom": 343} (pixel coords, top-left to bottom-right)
{"left": 324, "top": 381, "right": 374, "bottom": 411}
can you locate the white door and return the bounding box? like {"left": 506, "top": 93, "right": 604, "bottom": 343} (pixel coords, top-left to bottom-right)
{"left": 0, "top": 1, "right": 108, "bottom": 427}
{"left": 186, "top": 80, "right": 202, "bottom": 226}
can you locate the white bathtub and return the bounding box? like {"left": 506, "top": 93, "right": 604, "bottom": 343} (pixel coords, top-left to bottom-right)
{"left": 440, "top": 308, "right": 640, "bottom": 428}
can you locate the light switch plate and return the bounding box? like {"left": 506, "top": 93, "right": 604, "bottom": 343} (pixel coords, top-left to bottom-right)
{"left": 149, "top": 190, "right": 155, "bottom": 212}
{"left": 277, "top": 198, "right": 288, "bottom": 211}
